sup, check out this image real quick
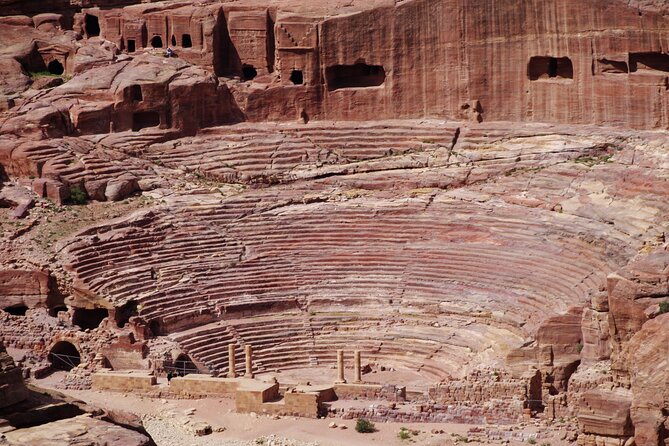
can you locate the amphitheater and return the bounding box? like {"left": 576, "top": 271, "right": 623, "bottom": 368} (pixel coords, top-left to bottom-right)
{"left": 0, "top": 0, "right": 668, "bottom": 445}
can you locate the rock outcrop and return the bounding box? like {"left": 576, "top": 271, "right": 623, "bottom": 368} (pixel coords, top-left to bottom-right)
{"left": 0, "top": 269, "right": 53, "bottom": 311}
{"left": 576, "top": 247, "right": 669, "bottom": 446}
{"left": 0, "top": 0, "right": 667, "bottom": 442}
{"left": 0, "top": 341, "right": 28, "bottom": 409}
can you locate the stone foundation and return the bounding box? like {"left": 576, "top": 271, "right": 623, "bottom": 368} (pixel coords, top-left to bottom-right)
{"left": 340, "top": 398, "right": 525, "bottom": 425}
{"left": 91, "top": 370, "right": 157, "bottom": 392}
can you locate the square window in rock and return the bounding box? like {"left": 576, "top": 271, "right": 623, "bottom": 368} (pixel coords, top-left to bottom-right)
{"left": 182, "top": 34, "right": 192, "bottom": 48}
{"left": 290, "top": 69, "right": 304, "bottom": 85}
{"left": 528, "top": 56, "right": 573, "bottom": 81}
{"left": 325, "top": 63, "right": 386, "bottom": 90}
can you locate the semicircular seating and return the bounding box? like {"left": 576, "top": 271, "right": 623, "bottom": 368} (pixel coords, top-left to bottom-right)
{"left": 61, "top": 123, "right": 668, "bottom": 381}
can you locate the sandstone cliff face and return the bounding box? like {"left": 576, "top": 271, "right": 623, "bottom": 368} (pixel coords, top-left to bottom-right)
{"left": 40, "top": 0, "right": 666, "bottom": 130}
{"left": 576, "top": 247, "right": 669, "bottom": 446}
{"left": 627, "top": 0, "right": 669, "bottom": 16}
{"left": 621, "top": 314, "right": 669, "bottom": 446}
{"left": 318, "top": 0, "right": 669, "bottom": 127}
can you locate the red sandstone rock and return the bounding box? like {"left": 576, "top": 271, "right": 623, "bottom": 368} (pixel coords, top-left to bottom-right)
{"left": 0, "top": 269, "right": 52, "bottom": 310}
{"left": 578, "top": 387, "right": 633, "bottom": 437}
{"left": 619, "top": 314, "right": 669, "bottom": 446}
{"left": 0, "top": 340, "right": 28, "bottom": 408}
{"left": 0, "top": 1, "right": 667, "bottom": 442}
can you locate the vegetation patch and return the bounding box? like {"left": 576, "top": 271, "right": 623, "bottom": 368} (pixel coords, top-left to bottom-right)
{"left": 68, "top": 186, "right": 88, "bottom": 205}
{"left": 659, "top": 301, "right": 669, "bottom": 315}
{"left": 355, "top": 418, "right": 376, "bottom": 433}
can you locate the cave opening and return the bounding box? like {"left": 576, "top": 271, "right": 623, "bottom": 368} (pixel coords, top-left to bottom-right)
{"left": 149, "top": 320, "right": 161, "bottom": 336}
{"left": 48, "top": 341, "right": 81, "bottom": 371}
{"left": 182, "top": 34, "right": 192, "bottom": 48}
{"left": 72, "top": 308, "right": 108, "bottom": 330}
{"left": 597, "top": 58, "right": 629, "bottom": 74}
{"left": 132, "top": 111, "right": 161, "bottom": 131}
{"left": 49, "top": 305, "right": 68, "bottom": 317}
{"left": 325, "top": 63, "right": 386, "bottom": 91}
{"left": 85, "top": 14, "right": 100, "bottom": 37}
{"left": 290, "top": 69, "right": 304, "bottom": 85}
{"left": 130, "top": 84, "right": 143, "bottom": 102}
{"left": 171, "top": 35, "right": 176, "bottom": 47}
{"left": 242, "top": 65, "right": 257, "bottom": 80}
{"left": 528, "top": 56, "right": 573, "bottom": 80}
{"left": 127, "top": 39, "right": 136, "bottom": 53}
{"left": 4, "top": 305, "right": 28, "bottom": 316}
{"left": 116, "top": 300, "right": 138, "bottom": 328}
{"left": 47, "top": 60, "right": 64, "bottom": 75}
{"left": 150, "top": 35, "right": 163, "bottom": 48}
{"left": 629, "top": 52, "right": 669, "bottom": 73}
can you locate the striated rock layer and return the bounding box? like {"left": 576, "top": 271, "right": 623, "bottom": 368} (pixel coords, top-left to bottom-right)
{"left": 0, "top": 0, "right": 667, "bottom": 443}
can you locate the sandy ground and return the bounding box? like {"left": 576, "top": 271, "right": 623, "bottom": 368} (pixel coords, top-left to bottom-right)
{"left": 256, "top": 366, "right": 435, "bottom": 392}
{"left": 3, "top": 343, "right": 573, "bottom": 446}
{"left": 29, "top": 375, "right": 570, "bottom": 446}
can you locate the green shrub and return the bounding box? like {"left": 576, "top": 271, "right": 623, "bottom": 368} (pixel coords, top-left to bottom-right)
{"left": 576, "top": 342, "right": 584, "bottom": 353}
{"left": 29, "top": 71, "right": 60, "bottom": 78}
{"left": 355, "top": 418, "right": 376, "bottom": 433}
{"left": 68, "top": 186, "right": 88, "bottom": 205}
{"left": 399, "top": 428, "right": 411, "bottom": 440}
{"left": 527, "top": 438, "right": 537, "bottom": 445}
{"left": 659, "top": 301, "right": 669, "bottom": 315}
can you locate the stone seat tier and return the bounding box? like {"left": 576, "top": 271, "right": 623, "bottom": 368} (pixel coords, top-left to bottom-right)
{"left": 142, "top": 121, "right": 459, "bottom": 182}
{"left": 61, "top": 126, "right": 659, "bottom": 375}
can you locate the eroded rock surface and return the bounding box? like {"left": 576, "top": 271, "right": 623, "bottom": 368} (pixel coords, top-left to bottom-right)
{"left": 0, "top": 0, "right": 667, "bottom": 444}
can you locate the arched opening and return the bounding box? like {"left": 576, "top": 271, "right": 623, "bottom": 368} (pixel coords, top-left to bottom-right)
{"left": 171, "top": 35, "right": 177, "bottom": 47}
{"left": 126, "top": 39, "right": 136, "bottom": 53}
{"left": 290, "top": 69, "right": 304, "bottom": 85}
{"left": 99, "top": 355, "right": 112, "bottom": 369}
{"left": 48, "top": 341, "right": 81, "bottom": 371}
{"left": 116, "top": 300, "right": 138, "bottom": 328}
{"left": 242, "top": 65, "right": 257, "bottom": 80}
{"left": 47, "top": 60, "right": 64, "bottom": 75}
{"left": 150, "top": 35, "right": 163, "bottom": 48}
{"left": 72, "top": 308, "right": 108, "bottom": 330}
{"left": 85, "top": 14, "right": 100, "bottom": 37}
{"left": 49, "top": 305, "right": 68, "bottom": 317}
{"left": 3, "top": 305, "right": 28, "bottom": 316}
{"left": 173, "top": 354, "right": 198, "bottom": 376}
{"left": 182, "top": 34, "right": 192, "bottom": 48}
{"left": 129, "top": 84, "right": 143, "bottom": 102}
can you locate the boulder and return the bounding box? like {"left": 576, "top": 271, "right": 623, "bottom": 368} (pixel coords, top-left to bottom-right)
{"left": 104, "top": 175, "right": 138, "bottom": 201}
{"left": 0, "top": 341, "right": 28, "bottom": 409}
{"left": 578, "top": 387, "right": 633, "bottom": 437}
